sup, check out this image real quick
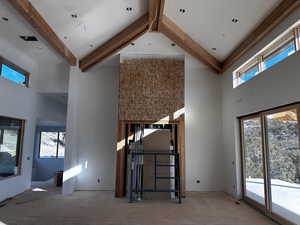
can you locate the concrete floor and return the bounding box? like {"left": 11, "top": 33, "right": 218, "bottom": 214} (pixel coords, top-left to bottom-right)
{"left": 0, "top": 186, "right": 276, "bottom": 225}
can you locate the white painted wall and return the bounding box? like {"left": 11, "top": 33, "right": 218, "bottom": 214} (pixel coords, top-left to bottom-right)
{"left": 63, "top": 65, "right": 119, "bottom": 194}
{"left": 185, "top": 56, "right": 224, "bottom": 191}
{"left": 0, "top": 37, "right": 39, "bottom": 202}
{"left": 36, "top": 94, "right": 67, "bottom": 126}
{"left": 221, "top": 8, "right": 300, "bottom": 198}
{"left": 0, "top": 77, "right": 38, "bottom": 202}
{"left": 0, "top": 35, "right": 70, "bottom": 201}
{"left": 33, "top": 62, "right": 70, "bottom": 94}
{"left": 64, "top": 55, "right": 224, "bottom": 193}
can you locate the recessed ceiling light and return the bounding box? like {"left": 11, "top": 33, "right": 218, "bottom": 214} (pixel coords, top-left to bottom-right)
{"left": 126, "top": 7, "right": 133, "bottom": 11}
{"left": 232, "top": 18, "right": 239, "bottom": 23}
{"left": 171, "top": 43, "right": 176, "bottom": 47}
{"left": 2, "top": 17, "right": 8, "bottom": 21}
{"left": 212, "top": 48, "right": 217, "bottom": 51}
{"left": 179, "top": 9, "right": 186, "bottom": 13}
{"left": 71, "top": 14, "right": 78, "bottom": 18}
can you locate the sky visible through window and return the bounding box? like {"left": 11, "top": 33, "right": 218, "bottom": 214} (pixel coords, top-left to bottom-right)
{"left": 264, "top": 45, "right": 295, "bottom": 70}
{"left": 241, "top": 45, "right": 295, "bottom": 83}
{"left": 241, "top": 68, "right": 259, "bottom": 82}
{"left": 1, "top": 64, "right": 26, "bottom": 84}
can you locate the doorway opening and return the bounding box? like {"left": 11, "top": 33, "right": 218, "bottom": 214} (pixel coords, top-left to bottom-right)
{"left": 126, "top": 123, "right": 182, "bottom": 203}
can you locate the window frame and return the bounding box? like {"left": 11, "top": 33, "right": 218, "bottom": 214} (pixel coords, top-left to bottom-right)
{"left": 0, "top": 56, "right": 30, "bottom": 87}
{"left": 239, "top": 102, "right": 300, "bottom": 225}
{"left": 233, "top": 23, "right": 300, "bottom": 88}
{"left": 238, "top": 58, "right": 259, "bottom": 82}
{"left": 0, "top": 115, "right": 25, "bottom": 180}
{"left": 262, "top": 33, "right": 296, "bottom": 70}
{"left": 38, "top": 131, "right": 65, "bottom": 159}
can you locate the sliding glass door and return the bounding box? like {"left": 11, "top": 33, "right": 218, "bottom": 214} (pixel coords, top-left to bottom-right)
{"left": 241, "top": 104, "right": 300, "bottom": 225}
{"left": 265, "top": 107, "right": 300, "bottom": 225}
{"left": 241, "top": 116, "right": 266, "bottom": 207}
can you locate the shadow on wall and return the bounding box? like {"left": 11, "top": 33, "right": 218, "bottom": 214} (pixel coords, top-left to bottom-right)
{"left": 61, "top": 108, "right": 185, "bottom": 187}
{"left": 117, "top": 108, "right": 185, "bottom": 151}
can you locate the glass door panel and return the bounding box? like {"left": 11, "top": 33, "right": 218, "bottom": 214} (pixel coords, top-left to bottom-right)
{"left": 266, "top": 108, "right": 300, "bottom": 224}
{"left": 242, "top": 117, "right": 266, "bottom": 205}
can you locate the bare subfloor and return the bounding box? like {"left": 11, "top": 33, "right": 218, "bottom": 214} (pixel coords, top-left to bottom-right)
{"left": 0, "top": 187, "right": 276, "bottom": 225}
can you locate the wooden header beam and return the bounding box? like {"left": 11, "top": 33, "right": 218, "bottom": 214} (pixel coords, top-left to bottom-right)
{"left": 222, "top": 0, "right": 300, "bottom": 72}
{"left": 8, "top": 0, "right": 77, "bottom": 65}
{"left": 149, "top": 0, "right": 165, "bottom": 31}
{"left": 159, "top": 16, "right": 222, "bottom": 73}
{"left": 79, "top": 14, "right": 149, "bottom": 72}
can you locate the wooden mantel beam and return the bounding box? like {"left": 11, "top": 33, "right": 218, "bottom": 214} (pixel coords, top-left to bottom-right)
{"left": 8, "top": 0, "right": 77, "bottom": 65}
{"left": 79, "top": 14, "right": 149, "bottom": 72}
{"left": 159, "top": 15, "right": 222, "bottom": 73}
{"left": 149, "top": 0, "right": 165, "bottom": 31}
{"left": 222, "top": 0, "right": 300, "bottom": 72}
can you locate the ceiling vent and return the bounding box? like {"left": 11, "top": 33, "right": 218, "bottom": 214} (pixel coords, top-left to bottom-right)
{"left": 19, "top": 36, "right": 38, "bottom": 41}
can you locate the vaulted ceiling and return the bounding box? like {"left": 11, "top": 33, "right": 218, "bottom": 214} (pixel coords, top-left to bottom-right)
{"left": 2, "top": 0, "right": 300, "bottom": 72}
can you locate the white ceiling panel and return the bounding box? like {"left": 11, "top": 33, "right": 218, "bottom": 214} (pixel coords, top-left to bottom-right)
{"left": 0, "top": 1, "right": 64, "bottom": 63}
{"left": 164, "top": 0, "right": 282, "bottom": 60}
{"left": 122, "top": 32, "right": 185, "bottom": 55}
{"left": 30, "top": 0, "right": 148, "bottom": 58}
{"left": 0, "top": 0, "right": 286, "bottom": 67}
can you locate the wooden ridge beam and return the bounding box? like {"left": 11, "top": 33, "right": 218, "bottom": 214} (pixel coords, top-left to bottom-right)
{"left": 8, "top": 0, "right": 77, "bottom": 65}
{"left": 222, "top": 0, "right": 300, "bottom": 72}
{"left": 79, "top": 14, "right": 149, "bottom": 72}
{"left": 159, "top": 15, "right": 222, "bottom": 73}
{"left": 149, "top": 0, "right": 165, "bottom": 31}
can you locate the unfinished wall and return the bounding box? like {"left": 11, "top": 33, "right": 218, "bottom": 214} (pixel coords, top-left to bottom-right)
{"left": 0, "top": 37, "right": 70, "bottom": 201}
{"left": 63, "top": 64, "right": 119, "bottom": 194}
{"left": 221, "top": 7, "right": 300, "bottom": 197}
{"left": 0, "top": 48, "right": 38, "bottom": 201}
{"left": 185, "top": 55, "right": 223, "bottom": 191}
{"left": 119, "top": 58, "right": 184, "bottom": 121}
{"left": 143, "top": 130, "right": 171, "bottom": 199}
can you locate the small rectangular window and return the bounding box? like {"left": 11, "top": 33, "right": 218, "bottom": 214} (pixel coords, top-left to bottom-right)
{"left": 233, "top": 21, "right": 300, "bottom": 88}
{"left": 39, "top": 132, "right": 65, "bottom": 158}
{"left": 234, "top": 59, "right": 259, "bottom": 88}
{"left": 0, "top": 57, "right": 29, "bottom": 87}
{"left": 263, "top": 37, "right": 296, "bottom": 70}
{"left": 0, "top": 116, "right": 24, "bottom": 179}
{"left": 1, "top": 64, "right": 27, "bottom": 85}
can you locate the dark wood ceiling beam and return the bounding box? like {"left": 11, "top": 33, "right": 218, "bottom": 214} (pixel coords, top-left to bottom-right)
{"left": 79, "top": 14, "right": 149, "bottom": 72}
{"left": 222, "top": 0, "right": 300, "bottom": 72}
{"left": 8, "top": 0, "right": 77, "bottom": 65}
{"left": 149, "top": 0, "right": 165, "bottom": 32}
{"left": 159, "top": 15, "right": 222, "bottom": 73}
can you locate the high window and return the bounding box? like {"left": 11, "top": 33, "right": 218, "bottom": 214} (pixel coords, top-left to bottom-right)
{"left": 233, "top": 22, "right": 300, "bottom": 88}
{"left": 240, "top": 103, "right": 300, "bottom": 225}
{"left": 39, "top": 132, "right": 66, "bottom": 158}
{"left": 0, "top": 116, "right": 24, "bottom": 179}
{"left": 0, "top": 57, "right": 29, "bottom": 87}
